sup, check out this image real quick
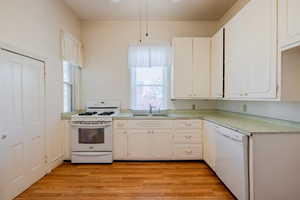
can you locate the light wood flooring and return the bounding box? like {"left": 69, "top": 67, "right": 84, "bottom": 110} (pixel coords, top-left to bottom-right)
{"left": 15, "top": 161, "right": 235, "bottom": 200}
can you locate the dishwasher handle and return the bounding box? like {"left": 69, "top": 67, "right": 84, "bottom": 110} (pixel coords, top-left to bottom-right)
{"left": 216, "top": 129, "right": 244, "bottom": 143}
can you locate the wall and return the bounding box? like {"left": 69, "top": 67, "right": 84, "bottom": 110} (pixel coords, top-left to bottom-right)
{"left": 217, "top": 101, "right": 300, "bottom": 122}
{"left": 218, "top": 0, "right": 250, "bottom": 28}
{"left": 81, "top": 20, "right": 218, "bottom": 110}
{"left": 0, "top": 0, "right": 80, "bottom": 169}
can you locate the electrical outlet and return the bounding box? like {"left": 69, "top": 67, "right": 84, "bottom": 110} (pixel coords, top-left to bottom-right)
{"left": 192, "top": 104, "right": 196, "bottom": 110}
{"left": 242, "top": 104, "right": 247, "bottom": 113}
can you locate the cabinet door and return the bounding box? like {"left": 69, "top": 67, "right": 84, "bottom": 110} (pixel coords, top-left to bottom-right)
{"left": 172, "top": 38, "right": 194, "bottom": 98}
{"left": 211, "top": 29, "right": 224, "bottom": 98}
{"left": 151, "top": 130, "right": 173, "bottom": 159}
{"left": 127, "top": 130, "right": 152, "bottom": 159}
{"left": 203, "top": 121, "right": 217, "bottom": 171}
{"left": 225, "top": 16, "right": 248, "bottom": 98}
{"left": 279, "top": 0, "right": 300, "bottom": 49}
{"left": 245, "top": 0, "right": 277, "bottom": 99}
{"left": 193, "top": 38, "right": 211, "bottom": 98}
{"left": 113, "top": 130, "right": 127, "bottom": 160}
{"left": 225, "top": 0, "right": 277, "bottom": 99}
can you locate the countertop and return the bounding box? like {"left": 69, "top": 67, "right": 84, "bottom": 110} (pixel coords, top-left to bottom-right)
{"left": 61, "top": 110, "right": 300, "bottom": 136}
{"left": 113, "top": 110, "right": 300, "bottom": 136}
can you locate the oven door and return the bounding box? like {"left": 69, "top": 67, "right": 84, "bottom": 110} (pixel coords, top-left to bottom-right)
{"left": 72, "top": 122, "right": 112, "bottom": 152}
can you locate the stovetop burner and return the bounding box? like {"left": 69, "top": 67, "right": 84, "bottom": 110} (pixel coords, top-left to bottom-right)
{"left": 98, "top": 112, "right": 115, "bottom": 116}
{"left": 78, "top": 112, "right": 97, "bottom": 116}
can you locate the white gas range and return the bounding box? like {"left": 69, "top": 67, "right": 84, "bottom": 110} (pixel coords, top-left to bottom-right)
{"left": 71, "top": 100, "right": 120, "bottom": 164}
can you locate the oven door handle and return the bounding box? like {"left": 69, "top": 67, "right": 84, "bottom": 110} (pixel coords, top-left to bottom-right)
{"left": 71, "top": 124, "right": 111, "bottom": 128}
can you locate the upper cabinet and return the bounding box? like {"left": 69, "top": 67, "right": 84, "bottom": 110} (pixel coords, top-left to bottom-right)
{"left": 225, "top": 0, "right": 277, "bottom": 99}
{"left": 279, "top": 0, "right": 300, "bottom": 50}
{"left": 171, "top": 37, "right": 211, "bottom": 99}
{"left": 210, "top": 29, "right": 224, "bottom": 99}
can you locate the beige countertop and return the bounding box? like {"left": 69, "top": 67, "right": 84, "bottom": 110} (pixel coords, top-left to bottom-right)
{"left": 113, "top": 110, "right": 300, "bottom": 136}
{"left": 61, "top": 110, "right": 300, "bottom": 136}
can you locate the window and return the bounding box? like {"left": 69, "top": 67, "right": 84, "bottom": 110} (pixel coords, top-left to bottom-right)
{"left": 63, "top": 61, "right": 80, "bottom": 112}
{"left": 129, "top": 45, "right": 170, "bottom": 110}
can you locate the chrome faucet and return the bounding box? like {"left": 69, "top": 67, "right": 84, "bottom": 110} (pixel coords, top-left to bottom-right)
{"left": 149, "top": 104, "right": 153, "bottom": 115}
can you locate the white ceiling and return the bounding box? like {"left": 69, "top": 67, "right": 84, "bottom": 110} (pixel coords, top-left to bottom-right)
{"left": 64, "top": 0, "right": 238, "bottom": 21}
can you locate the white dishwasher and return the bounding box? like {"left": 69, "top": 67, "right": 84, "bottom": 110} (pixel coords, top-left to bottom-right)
{"left": 215, "top": 126, "right": 249, "bottom": 200}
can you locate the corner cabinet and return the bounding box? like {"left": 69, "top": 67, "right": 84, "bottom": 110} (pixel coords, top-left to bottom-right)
{"left": 210, "top": 29, "right": 224, "bottom": 99}
{"left": 279, "top": 0, "right": 300, "bottom": 50}
{"left": 225, "top": 0, "right": 277, "bottom": 100}
{"left": 113, "top": 120, "right": 203, "bottom": 161}
{"left": 171, "top": 37, "right": 211, "bottom": 99}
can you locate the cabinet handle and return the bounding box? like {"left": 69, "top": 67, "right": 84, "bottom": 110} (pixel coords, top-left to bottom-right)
{"left": 244, "top": 93, "right": 248, "bottom": 96}
{"left": 1, "top": 135, "right": 7, "bottom": 140}
{"left": 185, "top": 150, "right": 193, "bottom": 154}
{"left": 185, "top": 136, "right": 192, "bottom": 140}
{"left": 123, "top": 131, "right": 127, "bottom": 134}
{"left": 185, "top": 123, "right": 192, "bottom": 127}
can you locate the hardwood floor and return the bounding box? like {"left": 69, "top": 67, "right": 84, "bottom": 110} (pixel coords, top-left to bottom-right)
{"left": 15, "top": 161, "right": 235, "bottom": 200}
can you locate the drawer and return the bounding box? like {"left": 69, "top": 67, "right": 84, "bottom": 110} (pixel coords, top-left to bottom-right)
{"left": 174, "top": 133, "right": 202, "bottom": 144}
{"left": 173, "top": 120, "right": 202, "bottom": 129}
{"left": 113, "top": 120, "right": 128, "bottom": 129}
{"left": 128, "top": 120, "right": 173, "bottom": 129}
{"left": 173, "top": 144, "right": 203, "bottom": 160}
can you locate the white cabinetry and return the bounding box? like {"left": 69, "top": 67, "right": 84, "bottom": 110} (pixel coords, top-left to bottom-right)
{"left": 203, "top": 121, "right": 217, "bottom": 171}
{"left": 279, "top": 0, "right": 300, "bottom": 50}
{"left": 225, "top": 0, "right": 277, "bottom": 99}
{"left": 127, "top": 130, "right": 152, "bottom": 159}
{"left": 113, "top": 130, "right": 128, "bottom": 160}
{"left": 172, "top": 37, "right": 211, "bottom": 99}
{"left": 113, "top": 119, "right": 202, "bottom": 160}
{"left": 210, "top": 29, "right": 224, "bottom": 99}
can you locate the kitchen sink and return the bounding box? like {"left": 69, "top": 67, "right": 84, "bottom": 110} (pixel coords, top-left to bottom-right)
{"left": 132, "top": 113, "right": 169, "bottom": 117}
{"left": 133, "top": 113, "right": 149, "bottom": 117}
{"left": 151, "top": 113, "right": 169, "bottom": 117}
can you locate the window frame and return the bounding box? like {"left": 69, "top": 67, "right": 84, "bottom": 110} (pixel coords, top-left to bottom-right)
{"left": 130, "top": 66, "right": 169, "bottom": 111}
{"left": 63, "top": 61, "right": 81, "bottom": 113}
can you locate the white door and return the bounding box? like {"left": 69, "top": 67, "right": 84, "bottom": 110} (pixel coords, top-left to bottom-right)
{"left": 211, "top": 29, "right": 224, "bottom": 98}
{"left": 0, "top": 49, "right": 14, "bottom": 200}
{"left": 127, "top": 130, "right": 151, "bottom": 159}
{"left": 172, "top": 38, "right": 194, "bottom": 98}
{"left": 193, "top": 38, "right": 211, "bottom": 98}
{"left": 151, "top": 130, "right": 173, "bottom": 159}
{"left": 113, "top": 130, "right": 127, "bottom": 160}
{"left": 279, "top": 0, "right": 300, "bottom": 48}
{"left": 0, "top": 49, "right": 46, "bottom": 200}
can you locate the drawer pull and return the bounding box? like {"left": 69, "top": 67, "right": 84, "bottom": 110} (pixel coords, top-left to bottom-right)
{"left": 185, "top": 123, "right": 192, "bottom": 127}
{"left": 184, "top": 136, "right": 192, "bottom": 140}
{"left": 185, "top": 150, "right": 193, "bottom": 154}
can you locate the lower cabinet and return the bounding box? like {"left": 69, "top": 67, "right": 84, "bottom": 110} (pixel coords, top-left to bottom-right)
{"left": 203, "top": 121, "right": 217, "bottom": 171}
{"left": 113, "top": 120, "right": 202, "bottom": 160}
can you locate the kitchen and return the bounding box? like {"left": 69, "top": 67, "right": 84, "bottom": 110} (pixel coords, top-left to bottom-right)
{"left": 1, "top": 0, "right": 300, "bottom": 200}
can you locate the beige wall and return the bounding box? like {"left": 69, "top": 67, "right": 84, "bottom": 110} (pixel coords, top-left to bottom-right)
{"left": 0, "top": 0, "right": 80, "bottom": 168}
{"left": 218, "top": 0, "right": 250, "bottom": 28}
{"left": 81, "top": 20, "right": 218, "bottom": 109}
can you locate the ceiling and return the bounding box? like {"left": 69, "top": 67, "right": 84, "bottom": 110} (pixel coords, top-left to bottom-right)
{"left": 64, "top": 0, "right": 238, "bottom": 21}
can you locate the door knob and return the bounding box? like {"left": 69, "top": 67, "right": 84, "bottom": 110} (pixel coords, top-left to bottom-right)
{"left": 1, "top": 135, "right": 7, "bottom": 140}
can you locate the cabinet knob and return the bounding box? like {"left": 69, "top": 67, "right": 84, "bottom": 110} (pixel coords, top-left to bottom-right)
{"left": 244, "top": 93, "right": 248, "bottom": 96}
{"left": 1, "top": 135, "right": 7, "bottom": 140}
